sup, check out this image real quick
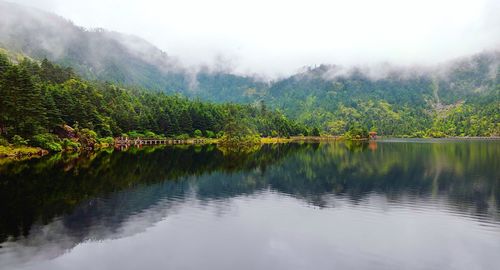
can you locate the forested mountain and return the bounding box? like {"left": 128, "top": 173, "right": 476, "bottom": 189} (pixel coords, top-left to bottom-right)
{"left": 0, "top": 1, "right": 265, "bottom": 100}
{"left": 0, "top": 1, "right": 498, "bottom": 138}
{"left": 266, "top": 52, "right": 499, "bottom": 136}
{"left": 0, "top": 1, "right": 187, "bottom": 91}
{"left": 0, "top": 52, "right": 308, "bottom": 152}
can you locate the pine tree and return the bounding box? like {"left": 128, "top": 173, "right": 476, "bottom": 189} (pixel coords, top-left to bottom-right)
{"left": 0, "top": 66, "right": 21, "bottom": 135}
{"left": 0, "top": 53, "right": 12, "bottom": 134}
{"left": 41, "top": 86, "right": 63, "bottom": 131}
{"left": 178, "top": 110, "right": 193, "bottom": 134}
{"left": 0, "top": 53, "right": 9, "bottom": 75}
{"left": 18, "top": 67, "right": 46, "bottom": 136}
{"left": 1, "top": 66, "right": 46, "bottom": 137}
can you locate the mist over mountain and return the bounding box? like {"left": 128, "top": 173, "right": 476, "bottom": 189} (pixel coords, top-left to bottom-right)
{"left": 0, "top": 1, "right": 498, "bottom": 136}
{"left": 0, "top": 1, "right": 191, "bottom": 90}
{"left": 267, "top": 53, "right": 499, "bottom": 134}
{"left": 0, "top": 1, "right": 267, "bottom": 101}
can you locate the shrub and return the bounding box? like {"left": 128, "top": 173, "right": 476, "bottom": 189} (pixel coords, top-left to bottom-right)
{"left": 219, "top": 134, "right": 261, "bottom": 147}
{"left": 193, "top": 129, "right": 202, "bottom": 138}
{"left": 12, "top": 135, "right": 29, "bottom": 146}
{"left": 218, "top": 119, "right": 261, "bottom": 147}
{"left": 100, "top": 137, "right": 114, "bottom": 144}
{"left": 176, "top": 133, "right": 190, "bottom": 140}
{"left": 62, "top": 138, "right": 80, "bottom": 151}
{"left": 78, "top": 128, "right": 98, "bottom": 149}
{"left": 144, "top": 130, "right": 156, "bottom": 138}
{"left": 205, "top": 130, "right": 215, "bottom": 138}
{"left": 311, "top": 127, "right": 321, "bottom": 137}
{"left": 127, "top": 131, "right": 145, "bottom": 138}
{"left": 428, "top": 130, "right": 446, "bottom": 138}
{"left": 343, "top": 124, "right": 368, "bottom": 140}
{"left": 31, "top": 133, "right": 62, "bottom": 152}
{"left": 0, "top": 136, "right": 8, "bottom": 146}
{"left": 411, "top": 131, "right": 425, "bottom": 138}
{"left": 99, "top": 137, "right": 114, "bottom": 146}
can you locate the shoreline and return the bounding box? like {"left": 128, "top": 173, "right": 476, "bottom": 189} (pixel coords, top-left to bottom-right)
{"left": 0, "top": 145, "right": 49, "bottom": 161}
{"left": 376, "top": 136, "right": 500, "bottom": 140}
{"left": 1, "top": 136, "right": 498, "bottom": 161}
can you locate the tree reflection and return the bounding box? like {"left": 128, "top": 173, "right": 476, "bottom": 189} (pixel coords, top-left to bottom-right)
{"left": 0, "top": 141, "right": 498, "bottom": 245}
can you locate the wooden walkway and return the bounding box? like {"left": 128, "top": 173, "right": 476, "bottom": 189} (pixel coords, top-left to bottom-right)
{"left": 114, "top": 137, "right": 206, "bottom": 146}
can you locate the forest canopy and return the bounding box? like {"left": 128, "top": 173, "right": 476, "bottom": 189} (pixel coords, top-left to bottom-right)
{"left": 0, "top": 47, "right": 499, "bottom": 154}
{"left": 0, "top": 53, "right": 309, "bottom": 151}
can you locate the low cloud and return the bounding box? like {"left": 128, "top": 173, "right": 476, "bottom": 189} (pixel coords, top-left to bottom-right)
{"left": 3, "top": 0, "right": 500, "bottom": 78}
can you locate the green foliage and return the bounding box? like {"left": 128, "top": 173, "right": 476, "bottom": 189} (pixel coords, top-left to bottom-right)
{"left": 78, "top": 128, "right": 98, "bottom": 149}
{"left": 311, "top": 127, "right": 321, "bottom": 137}
{"left": 127, "top": 131, "right": 145, "bottom": 138}
{"left": 98, "top": 137, "right": 115, "bottom": 145}
{"left": 0, "top": 4, "right": 497, "bottom": 138}
{"left": 263, "top": 54, "right": 499, "bottom": 138}
{"left": 12, "top": 135, "right": 28, "bottom": 146}
{"left": 176, "top": 134, "right": 190, "bottom": 140}
{"left": 193, "top": 129, "right": 203, "bottom": 138}
{"left": 0, "top": 136, "right": 9, "bottom": 146}
{"left": 31, "top": 133, "right": 62, "bottom": 152}
{"left": 0, "top": 64, "right": 45, "bottom": 137}
{"left": 143, "top": 131, "right": 158, "bottom": 138}
{"left": 219, "top": 115, "right": 261, "bottom": 146}
{"left": 0, "top": 54, "right": 307, "bottom": 152}
{"left": 205, "top": 130, "right": 215, "bottom": 138}
{"left": 0, "top": 47, "right": 497, "bottom": 149}
{"left": 427, "top": 130, "right": 446, "bottom": 138}
{"left": 61, "top": 138, "right": 80, "bottom": 151}
{"left": 411, "top": 131, "right": 426, "bottom": 138}
{"left": 344, "top": 123, "right": 368, "bottom": 140}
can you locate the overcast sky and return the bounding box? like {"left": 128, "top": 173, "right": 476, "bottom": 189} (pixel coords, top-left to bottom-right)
{"left": 9, "top": 0, "right": 500, "bottom": 76}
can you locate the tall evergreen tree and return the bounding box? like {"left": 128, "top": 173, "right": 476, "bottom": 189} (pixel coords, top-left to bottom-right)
{"left": 178, "top": 110, "right": 193, "bottom": 134}
{"left": 41, "top": 86, "right": 63, "bottom": 131}
{"left": 0, "top": 53, "right": 9, "bottom": 75}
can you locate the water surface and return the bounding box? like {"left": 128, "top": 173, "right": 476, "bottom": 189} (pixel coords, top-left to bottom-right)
{"left": 1, "top": 140, "right": 499, "bottom": 270}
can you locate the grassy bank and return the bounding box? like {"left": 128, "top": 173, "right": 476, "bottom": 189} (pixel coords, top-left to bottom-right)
{"left": 0, "top": 145, "right": 48, "bottom": 158}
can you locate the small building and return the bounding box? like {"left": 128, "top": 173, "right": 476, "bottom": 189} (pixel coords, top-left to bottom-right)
{"left": 369, "top": 131, "right": 377, "bottom": 140}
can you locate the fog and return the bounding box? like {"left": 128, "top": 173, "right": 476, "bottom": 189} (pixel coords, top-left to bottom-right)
{"left": 6, "top": 0, "right": 500, "bottom": 77}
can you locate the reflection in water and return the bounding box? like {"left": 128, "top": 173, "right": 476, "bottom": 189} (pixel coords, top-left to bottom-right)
{"left": 0, "top": 140, "right": 499, "bottom": 270}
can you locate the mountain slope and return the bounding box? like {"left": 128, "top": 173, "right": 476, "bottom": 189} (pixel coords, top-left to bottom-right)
{"left": 0, "top": 1, "right": 498, "bottom": 136}
{"left": 0, "top": 1, "right": 269, "bottom": 100}
{"left": 0, "top": 1, "right": 194, "bottom": 93}
{"left": 265, "top": 52, "right": 499, "bottom": 136}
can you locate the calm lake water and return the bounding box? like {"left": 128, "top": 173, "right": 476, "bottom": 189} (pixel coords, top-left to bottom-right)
{"left": 0, "top": 140, "right": 499, "bottom": 270}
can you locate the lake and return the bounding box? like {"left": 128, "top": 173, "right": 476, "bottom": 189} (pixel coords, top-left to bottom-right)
{"left": 0, "top": 140, "right": 499, "bottom": 270}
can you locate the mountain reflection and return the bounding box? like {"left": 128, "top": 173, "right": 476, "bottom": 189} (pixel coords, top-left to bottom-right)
{"left": 0, "top": 141, "right": 499, "bottom": 267}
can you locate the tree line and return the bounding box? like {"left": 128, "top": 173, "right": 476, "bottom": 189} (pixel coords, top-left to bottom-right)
{"left": 266, "top": 62, "right": 499, "bottom": 137}
{"left": 0, "top": 53, "right": 309, "bottom": 151}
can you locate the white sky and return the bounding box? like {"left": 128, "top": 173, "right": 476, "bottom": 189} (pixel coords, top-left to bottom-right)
{"left": 9, "top": 0, "right": 500, "bottom": 77}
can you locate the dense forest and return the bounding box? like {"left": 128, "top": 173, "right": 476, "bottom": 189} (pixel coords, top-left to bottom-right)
{"left": 0, "top": 52, "right": 308, "bottom": 151}
{"left": 266, "top": 56, "right": 499, "bottom": 137}
{"left": 0, "top": 1, "right": 498, "bottom": 153}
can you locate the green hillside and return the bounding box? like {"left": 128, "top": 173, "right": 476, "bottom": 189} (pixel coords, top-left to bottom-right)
{"left": 0, "top": 52, "right": 308, "bottom": 153}
{"left": 265, "top": 53, "right": 499, "bottom": 136}
{"left": 0, "top": 1, "right": 498, "bottom": 138}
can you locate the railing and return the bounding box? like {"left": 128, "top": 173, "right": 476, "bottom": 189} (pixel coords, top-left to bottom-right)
{"left": 114, "top": 137, "right": 207, "bottom": 146}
